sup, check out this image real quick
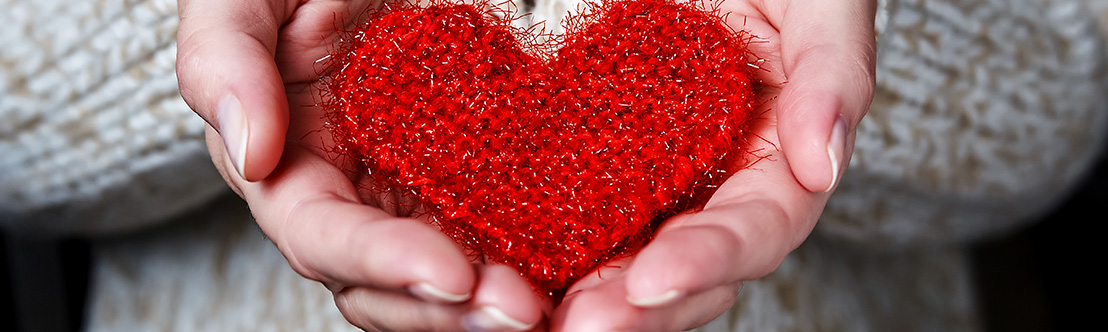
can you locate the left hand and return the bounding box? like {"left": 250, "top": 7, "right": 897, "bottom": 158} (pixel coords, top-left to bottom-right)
{"left": 176, "top": 0, "right": 548, "bottom": 330}
{"left": 548, "top": 0, "right": 877, "bottom": 330}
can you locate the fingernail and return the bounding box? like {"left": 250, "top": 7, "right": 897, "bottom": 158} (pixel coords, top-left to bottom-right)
{"left": 462, "top": 305, "right": 536, "bottom": 332}
{"left": 626, "top": 289, "right": 683, "bottom": 307}
{"left": 824, "top": 117, "right": 847, "bottom": 193}
{"left": 409, "top": 282, "right": 471, "bottom": 303}
{"left": 217, "top": 95, "right": 249, "bottom": 180}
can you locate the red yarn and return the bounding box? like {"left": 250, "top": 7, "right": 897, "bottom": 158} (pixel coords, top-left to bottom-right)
{"left": 321, "top": 0, "right": 759, "bottom": 296}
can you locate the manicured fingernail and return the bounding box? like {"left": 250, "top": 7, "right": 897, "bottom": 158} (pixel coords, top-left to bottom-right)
{"left": 409, "top": 282, "right": 471, "bottom": 303}
{"left": 217, "top": 95, "right": 248, "bottom": 180}
{"left": 824, "top": 117, "right": 847, "bottom": 193}
{"left": 462, "top": 305, "right": 536, "bottom": 332}
{"left": 627, "top": 289, "right": 683, "bottom": 307}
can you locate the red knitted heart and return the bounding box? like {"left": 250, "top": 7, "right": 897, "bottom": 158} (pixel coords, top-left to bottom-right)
{"left": 322, "top": 0, "right": 757, "bottom": 295}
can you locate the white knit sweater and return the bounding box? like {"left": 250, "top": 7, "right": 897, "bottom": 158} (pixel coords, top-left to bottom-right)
{"left": 2, "top": 0, "right": 1106, "bottom": 331}
{"left": 0, "top": 0, "right": 226, "bottom": 234}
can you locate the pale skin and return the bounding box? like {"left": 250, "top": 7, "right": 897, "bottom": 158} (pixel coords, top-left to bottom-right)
{"left": 176, "top": 0, "right": 876, "bottom": 331}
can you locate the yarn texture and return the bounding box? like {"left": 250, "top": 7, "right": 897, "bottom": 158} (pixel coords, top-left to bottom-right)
{"left": 323, "top": 0, "right": 758, "bottom": 294}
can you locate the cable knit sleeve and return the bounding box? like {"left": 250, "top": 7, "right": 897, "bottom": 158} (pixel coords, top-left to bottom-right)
{"left": 0, "top": 0, "right": 227, "bottom": 235}
{"left": 818, "top": 0, "right": 1108, "bottom": 249}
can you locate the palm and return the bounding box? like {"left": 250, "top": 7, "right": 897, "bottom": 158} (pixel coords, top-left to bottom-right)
{"left": 556, "top": 1, "right": 792, "bottom": 291}
{"left": 272, "top": 0, "right": 415, "bottom": 209}
{"left": 550, "top": 3, "right": 843, "bottom": 330}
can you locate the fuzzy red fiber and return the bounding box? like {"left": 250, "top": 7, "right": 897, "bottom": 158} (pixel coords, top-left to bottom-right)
{"left": 322, "top": 0, "right": 759, "bottom": 295}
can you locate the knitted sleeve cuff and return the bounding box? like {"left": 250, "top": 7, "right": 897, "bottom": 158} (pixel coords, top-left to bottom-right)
{"left": 1, "top": 0, "right": 228, "bottom": 235}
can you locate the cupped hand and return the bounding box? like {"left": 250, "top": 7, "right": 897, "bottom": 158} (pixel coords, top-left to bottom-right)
{"left": 549, "top": 0, "right": 876, "bottom": 330}
{"left": 176, "top": 0, "right": 547, "bottom": 330}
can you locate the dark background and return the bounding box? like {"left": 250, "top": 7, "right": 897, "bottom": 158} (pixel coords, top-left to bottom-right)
{"left": 969, "top": 148, "right": 1105, "bottom": 332}
{"left": 1, "top": 152, "right": 1104, "bottom": 331}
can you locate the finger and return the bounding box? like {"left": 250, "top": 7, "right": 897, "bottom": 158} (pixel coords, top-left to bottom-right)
{"left": 553, "top": 273, "right": 637, "bottom": 332}
{"left": 624, "top": 148, "right": 825, "bottom": 307}
{"left": 335, "top": 265, "right": 549, "bottom": 332}
{"left": 209, "top": 135, "right": 477, "bottom": 302}
{"left": 176, "top": 0, "right": 295, "bottom": 181}
{"left": 553, "top": 273, "right": 740, "bottom": 332}
{"left": 771, "top": 0, "right": 877, "bottom": 192}
{"left": 718, "top": 2, "right": 787, "bottom": 87}
{"left": 622, "top": 204, "right": 784, "bottom": 307}
{"left": 463, "top": 265, "right": 548, "bottom": 332}
{"left": 275, "top": 0, "right": 388, "bottom": 82}
{"left": 334, "top": 287, "right": 467, "bottom": 331}
{"left": 279, "top": 192, "right": 477, "bottom": 302}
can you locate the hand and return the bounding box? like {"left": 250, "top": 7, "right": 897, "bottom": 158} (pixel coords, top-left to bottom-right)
{"left": 176, "top": 0, "right": 547, "bottom": 330}
{"left": 548, "top": 0, "right": 876, "bottom": 330}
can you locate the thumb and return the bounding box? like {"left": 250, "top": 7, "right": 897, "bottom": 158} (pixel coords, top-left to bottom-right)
{"left": 775, "top": 0, "right": 877, "bottom": 192}
{"left": 176, "top": 0, "right": 292, "bottom": 181}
